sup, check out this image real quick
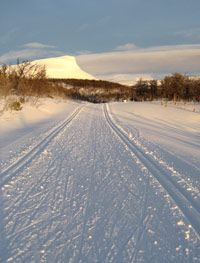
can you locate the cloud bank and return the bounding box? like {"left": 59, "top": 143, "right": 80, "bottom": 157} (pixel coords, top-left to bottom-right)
{"left": 175, "top": 28, "right": 200, "bottom": 40}
{"left": 23, "top": 42, "right": 55, "bottom": 49}
{"left": 1, "top": 43, "right": 200, "bottom": 85}
{"left": 0, "top": 42, "right": 62, "bottom": 64}
{"left": 115, "top": 43, "right": 138, "bottom": 51}
{"left": 76, "top": 44, "right": 200, "bottom": 84}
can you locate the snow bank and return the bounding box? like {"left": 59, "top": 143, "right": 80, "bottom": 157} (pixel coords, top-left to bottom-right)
{"left": 0, "top": 98, "right": 79, "bottom": 133}
{"left": 0, "top": 98, "right": 82, "bottom": 157}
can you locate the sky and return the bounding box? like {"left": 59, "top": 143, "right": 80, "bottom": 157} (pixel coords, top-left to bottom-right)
{"left": 1, "top": 0, "right": 200, "bottom": 83}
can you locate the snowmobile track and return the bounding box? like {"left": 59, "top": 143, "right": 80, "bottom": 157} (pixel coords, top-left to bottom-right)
{"left": 0, "top": 105, "right": 84, "bottom": 187}
{"left": 104, "top": 104, "right": 200, "bottom": 239}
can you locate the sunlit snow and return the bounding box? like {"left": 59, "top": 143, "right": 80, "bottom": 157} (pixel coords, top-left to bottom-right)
{"left": 33, "top": 56, "right": 95, "bottom": 79}
{"left": 0, "top": 99, "right": 199, "bottom": 262}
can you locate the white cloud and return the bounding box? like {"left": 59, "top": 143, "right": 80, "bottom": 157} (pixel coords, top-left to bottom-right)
{"left": 76, "top": 44, "right": 200, "bottom": 83}
{"left": 23, "top": 42, "right": 55, "bottom": 49}
{"left": 175, "top": 28, "right": 200, "bottom": 40}
{"left": 0, "top": 49, "right": 62, "bottom": 64}
{"left": 2, "top": 43, "right": 200, "bottom": 84}
{"left": 0, "top": 49, "right": 44, "bottom": 63}
{"left": 96, "top": 73, "right": 154, "bottom": 85}
{"left": 115, "top": 43, "right": 137, "bottom": 51}
{"left": 0, "top": 42, "right": 62, "bottom": 64}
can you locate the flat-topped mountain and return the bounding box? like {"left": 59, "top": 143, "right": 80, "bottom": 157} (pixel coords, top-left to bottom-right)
{"left": 33, "top": 56, "right": 95, "bottom": 80}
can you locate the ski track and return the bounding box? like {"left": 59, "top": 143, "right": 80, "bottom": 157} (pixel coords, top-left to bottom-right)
{"left": 0, "top": 103, "right": 199, "bottom": 263}
{"left": 108, "top": 104, "right": 200, "bottom": 205}
{"left": 0, "top": 105, "right": 84, "bottom": 188}
{"left": 104, "top": 104, "right": 200, "bottom": 238}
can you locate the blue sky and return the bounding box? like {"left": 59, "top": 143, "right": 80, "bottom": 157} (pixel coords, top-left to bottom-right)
{"left": 1, "top": 0, "right": 200, "bottom": 82}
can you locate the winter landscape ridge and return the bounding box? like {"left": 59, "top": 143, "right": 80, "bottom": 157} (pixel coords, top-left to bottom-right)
{"left": 33, "top": 56, "right": 96, "bottom": 80}
{"left": 0, "top": 56, "right": 200, "bottom": 262}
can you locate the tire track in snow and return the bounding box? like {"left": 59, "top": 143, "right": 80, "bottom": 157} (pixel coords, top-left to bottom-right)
{"left": 0, "top": 105, "right": 84, "bottom": 188}
{"left": 104, "top": 104, "right": 200, "bottom": 239}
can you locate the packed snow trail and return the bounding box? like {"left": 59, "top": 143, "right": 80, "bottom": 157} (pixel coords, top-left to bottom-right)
{"left": 104, "top": 104, "right": 200, "bottom": 238}
{"left": 0, "top": 103, "right": 199, "bottom": 263}
{"left": 0, "top": 105, "right": 84, "bottom": 187}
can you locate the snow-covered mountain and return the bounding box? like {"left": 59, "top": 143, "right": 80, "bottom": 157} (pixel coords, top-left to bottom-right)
{"left": 33, "top": 56, "right": 95, "bottom": 80}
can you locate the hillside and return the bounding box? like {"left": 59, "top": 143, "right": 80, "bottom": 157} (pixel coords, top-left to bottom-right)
{"left": 32, "top": 56, "right": 95, "bottom": 80}
{"left": 50, "top": 78, "right": 135, "bottom": 103}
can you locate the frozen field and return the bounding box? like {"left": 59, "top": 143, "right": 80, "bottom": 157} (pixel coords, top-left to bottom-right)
{"left": 0, "top": 100, "right": 200, "bottom": 262}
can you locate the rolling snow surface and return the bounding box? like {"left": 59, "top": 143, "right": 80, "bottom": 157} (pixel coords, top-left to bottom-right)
{"left": 0, "top": 100, "right": 200, "bottom": 262}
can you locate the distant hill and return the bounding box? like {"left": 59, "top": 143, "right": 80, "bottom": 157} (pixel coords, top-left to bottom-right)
{"left": 32, "top": 56, "right": 95, "bottom": 80}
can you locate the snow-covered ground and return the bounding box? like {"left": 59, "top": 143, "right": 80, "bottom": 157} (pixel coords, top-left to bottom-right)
{"left": 0, "top": 99, "right": 199, "bottom": 262}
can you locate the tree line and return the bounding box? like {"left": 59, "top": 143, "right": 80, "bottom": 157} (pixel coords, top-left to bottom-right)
{"left": 0, "top": 60, "right": 66, "bottom": 99}
{"left": 134, "top": 73, "right": 200, "bottom": 103}
{"left": 0, "top": 60, "right": 200, "bottom": 109}
{"left": 0, "top": 61, "right": 135, "bottom": 105}
{"left": 50, "top": 78, "right": 135, "bottom": 103}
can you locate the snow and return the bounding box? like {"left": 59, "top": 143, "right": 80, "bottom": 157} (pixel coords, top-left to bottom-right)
{"left": 0, "top": 98, "right": 78, "bottom": 134}
{"left": 0, "top": 100, "right": 199, "bottom": 262}
{"left": 32, "top": 56, "right": 95, "bottom": 80}
{"left": 110, "top": 101, "right": 200, "bottom": 173}
{"left": 0, "top": 98, "right": 81, "bottom": 171}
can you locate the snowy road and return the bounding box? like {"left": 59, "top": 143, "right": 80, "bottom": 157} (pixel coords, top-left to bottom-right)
{"left": 0, "top": 102, "right": 199, "bottom": 262}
